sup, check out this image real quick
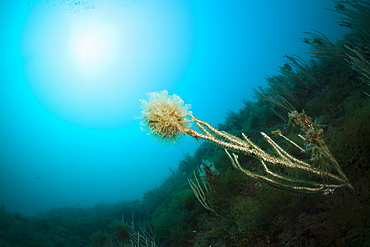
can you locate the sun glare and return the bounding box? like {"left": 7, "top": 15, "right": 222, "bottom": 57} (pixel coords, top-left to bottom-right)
{"left": 74, "top": 28, "right": 109, "bottom": 68}
{"left": 20, "top": 0, "right": 194, "bottom": 128}
{"left": 70, "top": 23, "right": 116, "bottom": 74}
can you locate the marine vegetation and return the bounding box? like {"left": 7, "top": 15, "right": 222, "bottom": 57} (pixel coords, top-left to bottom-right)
{"left": 0, "top": 1, "right": 369, "bottom": 246}
{"left": 134, "top": 1, "right": 369, "bottom": 246}
{"left": 139, "top": 91, "right": 351, "bottom": 193}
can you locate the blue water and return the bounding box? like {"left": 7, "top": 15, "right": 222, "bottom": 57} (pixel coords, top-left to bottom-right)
{"left": 0, "top": 0, "right": 347, "bottom": 216}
